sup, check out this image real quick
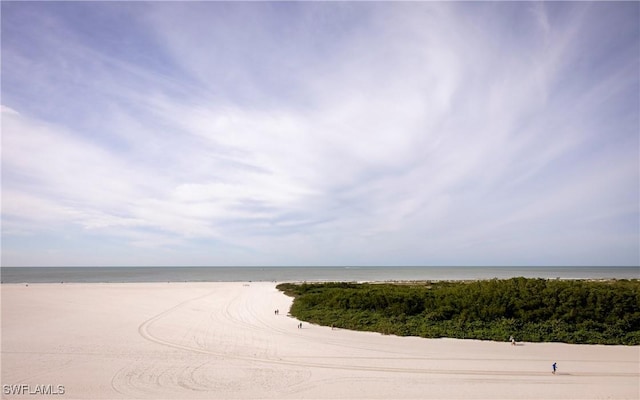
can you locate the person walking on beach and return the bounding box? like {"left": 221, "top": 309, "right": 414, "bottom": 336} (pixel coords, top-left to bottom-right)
{"left": 509, "top": 336, "right": 515, "bottom": 346}
{"left": 552, "top": 362, "right": 557, "bottom": 374}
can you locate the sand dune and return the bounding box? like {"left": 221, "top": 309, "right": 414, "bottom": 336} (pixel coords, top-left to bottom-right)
{"left": 1, "top": 282, "right": 638, "bottom": 399}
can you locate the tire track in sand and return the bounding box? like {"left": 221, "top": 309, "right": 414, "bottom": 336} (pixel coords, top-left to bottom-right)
{"left": 135, "top": 286, "right": 638, "bottom": 379}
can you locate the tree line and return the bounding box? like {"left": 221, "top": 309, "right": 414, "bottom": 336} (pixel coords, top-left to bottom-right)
{"left": 277, "top": 278, "right": 640, "bottom": 345}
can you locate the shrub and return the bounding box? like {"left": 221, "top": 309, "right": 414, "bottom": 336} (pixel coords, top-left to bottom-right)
{"left": 277, "top": 279, "right": 640, "bottom": 345}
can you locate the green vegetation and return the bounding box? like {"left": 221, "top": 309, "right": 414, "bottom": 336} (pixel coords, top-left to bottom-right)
{"left": 277, "top": 278, "right": 640, "bottom": 345}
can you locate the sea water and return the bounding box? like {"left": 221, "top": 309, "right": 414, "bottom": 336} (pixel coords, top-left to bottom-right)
{"left": 1, "top": 266, "right": 638, "bottom": 283}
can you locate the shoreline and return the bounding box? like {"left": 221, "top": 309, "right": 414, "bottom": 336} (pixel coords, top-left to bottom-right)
{"left": 2, "top": 266, "right": 638, "bottom": 284}
{"left": 2, "top": 282, "right": 638, "bottom": 399}
{"left": 3, "top": 276, "right": 638, "bottom": 285}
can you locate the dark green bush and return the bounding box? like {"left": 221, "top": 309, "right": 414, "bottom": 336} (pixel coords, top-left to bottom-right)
{"left": 277, "top": 278, "right": 640, "bottom": 345}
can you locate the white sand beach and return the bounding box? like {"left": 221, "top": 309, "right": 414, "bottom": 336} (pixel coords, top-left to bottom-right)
{"left": 1, "top": 282, "right": 638, "bottom": 399}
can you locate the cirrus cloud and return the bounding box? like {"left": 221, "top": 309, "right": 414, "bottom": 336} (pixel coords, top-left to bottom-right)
{"left": 2, "top": 2, "right": 638, "bottom": 266}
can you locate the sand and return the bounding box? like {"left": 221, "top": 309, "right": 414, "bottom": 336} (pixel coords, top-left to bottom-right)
{"left": 1, "top": 282, "right": 638, "bottom": 399}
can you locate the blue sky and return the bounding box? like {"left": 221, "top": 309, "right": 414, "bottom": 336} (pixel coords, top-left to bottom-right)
{"left": 2, "top": 2, "right": 638, "bottom": 267}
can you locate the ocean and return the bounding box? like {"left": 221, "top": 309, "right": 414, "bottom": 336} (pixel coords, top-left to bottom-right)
{"left": 1, "top": 266, "right": 638, "bottom": 283}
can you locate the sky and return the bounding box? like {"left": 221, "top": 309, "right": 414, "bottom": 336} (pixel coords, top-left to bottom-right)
{"left": 1, "top": 2, "right": 638, "bottom": 267}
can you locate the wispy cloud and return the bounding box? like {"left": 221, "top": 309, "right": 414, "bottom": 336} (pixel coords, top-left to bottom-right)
{"left": 2, "top": 2, "right": 638, "bottom": 266}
